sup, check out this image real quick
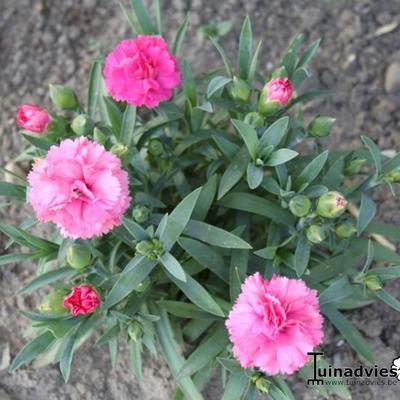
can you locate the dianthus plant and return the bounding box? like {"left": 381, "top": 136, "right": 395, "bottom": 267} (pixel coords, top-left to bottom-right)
{"left": 2, "top": 1, "right": 400, "bottom": 399}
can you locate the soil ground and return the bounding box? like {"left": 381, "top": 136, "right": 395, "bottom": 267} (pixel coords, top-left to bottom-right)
{"left": 1, "top": 0, "right": 400, "bottom": 399}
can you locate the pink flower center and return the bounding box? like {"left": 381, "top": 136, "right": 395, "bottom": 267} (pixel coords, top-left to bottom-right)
{"left": 336, "top": 196, "right": 347, "bottom": 208}
{"left": 71, "top": 180, "right": 95, "bottom": 203}
{"left": 262, "top": 294, "right": 287, "bottom": 338}
{"left": 123, "top": 53, "right": 158, "bottom": 80}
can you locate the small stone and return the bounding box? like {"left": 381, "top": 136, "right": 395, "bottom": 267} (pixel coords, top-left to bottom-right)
{"left": 385, "top": 62, "right": 400, "bottom": 94}
{"left": 0, "top": 342, "right": 10, "bottom": 371}
{"left": 0, "top": 389, "right": 11, "bottom": 400}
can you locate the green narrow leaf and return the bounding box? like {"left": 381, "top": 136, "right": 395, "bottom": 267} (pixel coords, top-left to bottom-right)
{"left": 357, "top": 194, "right": 376, "bottom": 235}
{"left": 322, "top": 304, "right": 374, "bottom": 363}
{"left": 248, "top": 40, "right": 262, "bottom": 83}
{"left": 168, "top": 272, "right": 225, "bottom": 317}
{"left": 259, "top": 117, "right": 289, "bottom": 148}
{"left": 153, "top": 0, "right": 162, "bottom": 33}
{"left": 96, "top": 323, "right": 120, "bottom": 346}
{"left": 321, "top": 157, "right": 344, "bottom": 190}
{"left": 361, "top": 136, "right": 381, "bottom": 174}
{"left": 265, "top": 149, "right": 298, "bottom": 167}
{"left": 177, "top": 326, "right": 228, "bottom": 379}
{"left": 87, "top": 60, "right": 105, "bottom": 119}
{"left": 173, "top": 15, "right": 189, "bottom": 56}
{"left": 288, "top": 90, "right": 333, "bottom": 108}
{"left": 161, "top": 187, "right": 202, "bottom": 251}
{"left": 122, "top": 217, "right": 149, "bottom": 241}
{"left": 376, "top": 290, "right": 400, "bottom": 312}
{"left": 231, "top": 119, "right": 259, "bottom": 160}
{"left": 0, "top": 182, "right": 26, "bottom": 200}
{"left": 120, "top": 105, "right": 136, "bottom": 146}
{"left": 318, "top": 276, "right": 353, "bottom": 306}
{"left": 297, "top": 38, "right": 321, "bottom": 69}
{"left": 9, "top": 331, "right": 56, "bottom": 372}
{"left": 295, "top": 233, "right": 310, "bottom": 277}
{"left": 230, "top": 248, "right": 248, "bottom": 301}
{"left": 103, "top": 97, "right": 123, "bottom": 137}
{"left": 192, "top": 175, "right": 218, "bottom": 221}
{"left": 209, "top": 36, "right": 233, "bottom": 78}
{"left": 222, "top": 372, "right": 249, "bottom": 400}
{"left": 129, "top": 339, "right": 143, "bottom": 380}
{"left": 247, "top": 163, "right": 264, "bottom": 190}
{"left": 129, "top": 0, "right": 154, "bottom": 34}
{"left": 0, "top": 252, "right": 41, "bottom": 266}
{"left": 19, "top": 267, "right": 76, "bottom": 295}
{"left": 207, "top": 76, "right": 232, "bottom": 99}
{"left": 161, "top": 301, "right": 216, "bottom": 320}
{"left": 182, "top": 59, "right": 197, "bottom": 107}
{"left": 184, "top": 220, "right": 251, "bottom": 249}
{"left": 159, "top": 252, "right": 186, "bottom": 282}
{"left": 295, "top": 150, "right": 329, "bottom": 189}
{"left": 218, "top": 147, "right": 250, "bottom": 199}
{"left": 238, "top": 16, "right": 252, "bottom": 80}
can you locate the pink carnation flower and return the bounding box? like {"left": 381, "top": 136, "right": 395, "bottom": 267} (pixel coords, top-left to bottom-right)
{"left": 17, "top": 104, "right": 51, "bottom": 133}
{"left": 225, "top": 273, "right": 323, "bottom": 375}
{"left": 265, "top": 77, "right": 293, "bottom": 105}
{"left": 104, "top": 35, "right": 181, "bottom": 108}
{"left": 27, "top": 137, "right": 130, "bottom": 239}
{"left": 63, "top": 284, "right": 100, "bottom": 316}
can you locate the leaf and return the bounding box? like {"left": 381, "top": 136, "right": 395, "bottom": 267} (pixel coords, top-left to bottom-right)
{"left": 219, "top": 192, "right": 295, "bottom": 226}
{"left": 231, "top": 119, "right": 259, "bottom": 160}
{"left": 297, "top": 38, "right": 321, "bottom": 69}
{"left": 103, "top": 257, "right": 157, "bottom": 309}
{"left": 0, "top": 182, "right": 26, "bottom": 200}
{"left": 248, "top": 39, "right": 262, "bottom": 83}
{"left": 362, "top": 136, "right": 381, "bottom": 174}
{"left": 259, "top": 117, "right": 289, "bottom": 149}
{"left": 295, "top": 150, "right": 329, "bottom": 189}
{"left": 178, "top": 237, "right": 228, "bottom": 282}
{"left": 9, "top": 331, "right": 56, "bottom": 372}
{"left": 294, "top": 233, "right": 310, "bottom": 277}
{"left": 192, "top": 175, "right": 218, "bottom": 221}
{"left": 168, "top": 272, "right": 225, "bottom": 317}
{"left": 218, "top": 147, "right": 250, "bottom": 199}
{"left": 207, "top": 76, "right": 232, "bottom": 99}
{"left": 153, "top": 0, "right": 162, "bottom": 33}
{"left": 247, "top": 163, "right": 264, "bottom": 190}
{"left": 238, "top": 16, "right": 252, "bottom": 80}
{"left": 160, "top": 187, "right": 202, "bottom": 251}
{"left": 87, "top": 60, "right": 105, "bottom": 119}
{"left": 322, "top": 304, "right": 374, "bottom": 363}
{"left": 122, "top": 217, "right": 149, "bottom": 241}
{"left": 103, "top": 97, "right": 122, "bottom": 137}
{"left": 182, "top": 59, "right": 197, "bottom": 107}
{"left": 96, "top": 323, "right": 120, "bottom": 346}
{"left": 229, "top": 248, "right": 248, "bottom": 301}
{"left": 350, "top": 237, "right": 400, "bottom": 264}
{"left": 209, "top": 36, "right": 233, "bottom": 78}
{"left": 129, "top": 0, "right": 154, "bottom": 34}
{"left": 120, "top": 105, "right": 136, "bottom": 147}
{"left": 376, "top": 290, "right": 400, "bottom": 312}
{"left": 160, "top": 301, "right": 216, "bottom": 320}
{"left": 159, "top": 252, "right": 186, "bottom": 282}
{"left": 266, "top": 149, "right": 298, "bottom": 167}
{"left": 22, "top": 133, "right": 52, "bottom": 150}
{"left": 319, "top": 276, "right": 354, "bottom": 306}
{"left": 173, "top": 15, "right": 189, "bottom": 56}
{"left": 19, "top": 267, "right": 76, "bottom": 295}
{"left": 129, "top": 339, "right": 143, "bottom": 380}
{"left": 372, "top": 266, "right": 400, "bottom": 282}
{"left": 149, "top": 304, "right": 205, "bottom": 400}
{"left": 288, "top": 90, "right": 333, "bottom": 108}
{"left": 221, "top": 372, "right": 249, "bottom": 400}
{"left": 217, "top": 357, "right": 243, "bottom": 373}
{"left": 184, "top": 220, "right": 251, "bottom": 249}
{"left": 0, "top": 252, "right": 41, "bottom": 266}
{"left": 321, "top": 157, "right": 344, "bottom": 190}
{"left": 357, "top": 193, "right": 376, "bottom": 235}
{"left": 361, "top": 240, "right": 374, "bottom": 273}
{"left": 177, "top": 326, "right": 228, "bottom": 379}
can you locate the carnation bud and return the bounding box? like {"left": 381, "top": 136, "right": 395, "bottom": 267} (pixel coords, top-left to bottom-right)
{"left": 316, "top": 191, "right": 347, "bottom": 219}
{"left": 110, "top": 143, "right": 129, "bottom": 159}
{"left": 289, "top": 195, "right": 311, "bottom": 217}
{"left": 16, "top": 104, "right": 51, "bottom": 134}
{"left": 230, "top": 76, "right": 251, "bottom": 102}
{"left": 308, "top": 116, "right": 335, "bottom": 138}
{"left": 128, "top": 321, "right": 143, "bottom": 342}
{"left": 39, "top": 290, "right": 68, "bottom": 315}
{"left": 67, "top": 243, "right": 92, "bottom": 270}
{"left": 135, "top": 238, "right": 164, "bottom": 260}
{"left": 244, "top": 112, "right": 264, "bottom": 128}
{"left": 258, "top": 77, "right": 293, "bottom": 116}
{"left": 344, "top": 158, "right": 366, "bottom": 175}
{"left": 132, "top": 205, "right": 150, "bottom": 223}
{"left": 49, "top": 84, "right": 79, "bottom": 110}
{"left": 93, "top": 127, "right": 107, "bottom": 145}
{"left": 71, "top": 114, "right": 93, "bottom": 136}
{"left": 253, "top": 376, "right": 271, "bottom": 394}
{"left": 384, "top": 169, "right": 400, "bottom": 183}
{"left": 335, "top": 221, "right": 356, "bottom": 238}
{"left": 364, "top": 275, "right": 382, "bottom": 292}
{"left": 306, "top": 224, "right": 327, "bottom": 244}
{"left": 148, "top": 139, "right": 164, "bottom": 156}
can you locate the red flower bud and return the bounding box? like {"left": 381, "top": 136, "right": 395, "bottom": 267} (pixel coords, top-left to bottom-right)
{"left": 63, "top": 284, "right": 100, "bottom": 316}
{"left": 17, "top": 104, "right": 51, "bottom": 133}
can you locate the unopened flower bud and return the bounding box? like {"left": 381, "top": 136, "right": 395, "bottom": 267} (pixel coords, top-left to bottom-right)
{"left": 384, "top": 169, "right": 400, "bottom": 183}
{"left": 71, "top": 114, "right": 93, "bottom": 136}
{"left": 244, "top": 112, "right": 264, "bottom": 128}
{"left": 110, "top": 143, "right": 129, "bottom": 159}
{"left": 67, "top": 243, "right": 92, "bottom": 270}
{"left": 316, "top": 191, "right": 347, "bottom": 219}
{"left": 49, "top": 84, "right": 79, "bottom": 110}
{"left": 230, "top": 76, "right": 251, "bottom": 102}
{"left": 364, "top": 275, "right": 382, "bottom": 292}
{"left": 289, "top": 195, "right": 311, "bottom": 217}
{"left": 128, "top": 321, "right": 143, "bottom": 342}
{"left": 17, "top": 104, "right": 51, "bottom": 134}
{"left": 306, "top": 224, "right": 327, "bottom": 244}
{"left": 135, "top": 238, "right": 164, "bottom": 260}
{"left": 93, "top": 127, "right": 107, "bottom": 145}
{"left": 148, "top": 139, "right": 164, "bottom": 156}
{"left": 308, "top": 116, "right": 335, "bottom": 138}
{"left": 335, "top": 221, "right": 356, "bottom": 238}
{"left": 254, "top": 376, "right": 271, "bottom": 394}
{"left": 132, "top": 205, "right": 150, "bottom": 223}
{"left": 39, "top": 290, "right": 68, "bottom": 315}
{"left": 258, "top": 77, "right": 293, "bottom": 116}
{"left": 344, "top": 158, "right": 366, "bottom": 175}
